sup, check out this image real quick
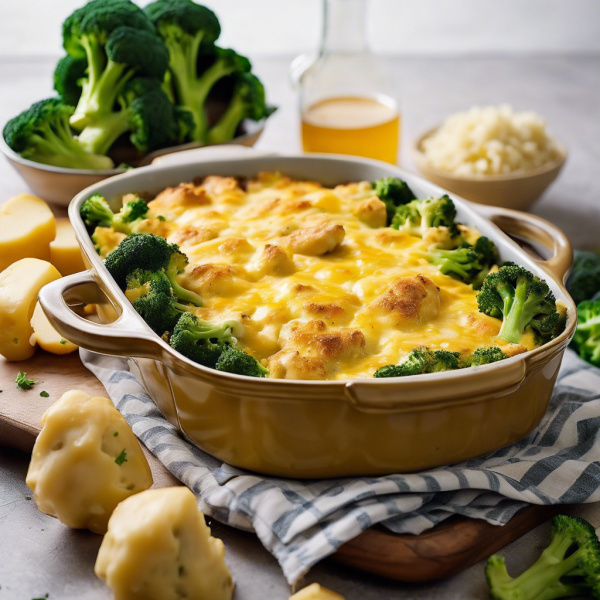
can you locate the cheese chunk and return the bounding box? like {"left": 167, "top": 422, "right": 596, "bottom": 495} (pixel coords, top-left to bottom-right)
{"left": 0, "top": 258, "right": 61, "bottom": 360}
{"left": 50, "top": 218, "right": 85, "bottom": 275}
{"left": 290, "top": 583, "right": 346, "bottom": 600}
{"left": 0, "top": 194, "right": 56, "bottom": 272}
{"left": 26, "top": 390, "right": 153, "bottom": 534}
{"left": 95, "top": 487, "right": 234, "bottom": 600}
{"left": 30, "top": 301, "right": 78, "bottom": 354}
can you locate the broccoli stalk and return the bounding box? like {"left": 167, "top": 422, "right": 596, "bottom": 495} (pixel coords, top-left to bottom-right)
{"left": 2, "top": 98, "right": 114, "bottom": 170}
{"left": 373, "top": 177, "right": 416, "bottom": 222}
{"left": 477, "top": 266, "right": 560, "bottom": 346}
{"left": 374, "top": 347, "right": 461, "bottom": 378}
{"left": 144, "top": 0, "right": 222, "bottom": 142}
{"left": 391, "top": 195, "right": 458, "bottom": 237}
{"left": 485, "top": 515, "right": 600, "bottom": 600}
{"left": 207, "top": 73, "right": 274, "bottom": 145}
{"left": 81, "top": 193, "right": 149, "bottom": 233}
{"left": 104, "top": 233, "right": 203, "bottom": 307}
{"left": 572, "top": 300, "right": 600, "bottom": 366}
{"left": 77, "top": 77, "right": 182, "bottom": 156}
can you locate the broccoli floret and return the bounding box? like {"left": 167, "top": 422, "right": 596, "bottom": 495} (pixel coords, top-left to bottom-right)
{"left": 70, "top": 25, "right": 169, "bottom": 132}
{"left": 2, "top": 98, "right": 114, "bottom": 170}
{"left": 477, "top": 266, "right": 561, "bottom": 346}
{"left": 567, "top": 251, "right": 600, "bottom": 305}
{"left": 215, "top": 345, "right": 269, "bottom": 378}
{"left": 391, "top": 195, "right": 457, "bottom": 237}
{"left": 466, "top": 346, "right": 508, "bottom": 366}
{"left": 77, "top": 76, "right": 182, "bottom": 155}
{"left": 170, "top": 311, "right": 239, "bottom": 368}
{"left": 144, "top": 0, "right": 227, "bottom": 142}
{"left": 373, "top": 177, "right": 417, "bottom": 222}
{"left": 485, "top": 515, "right": 600, "bottom": 600}
{"left": 81, "top": 193, "right": 149, "bottom": 233}
{"left": 126, "top": 269, "right": 188, "bottom": 334}
{"left": 54, "top": 55, "right": 88, "bottom": 106}
{"left": 427, "top": 236, "right": 498, "bottom": 288}
{"left": 374, "top": 347, "right": 460, "bottom": 378}
{"left": 207, "top": 73, "right": 274, "bottom": 145}
{"left": 572, "top": 300, "right": 600, "bottom": 366}
{"left": 104, "top": 233, "right": 203, "bottom": 307}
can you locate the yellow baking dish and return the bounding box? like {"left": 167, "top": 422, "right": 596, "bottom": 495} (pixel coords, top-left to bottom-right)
{"left": 39, "top": 152, "right": 576, "bottom": 478}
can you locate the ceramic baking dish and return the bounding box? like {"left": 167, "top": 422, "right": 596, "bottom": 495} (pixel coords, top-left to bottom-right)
{"left": 39, "top": 150, "right": 576, "bottom": 478}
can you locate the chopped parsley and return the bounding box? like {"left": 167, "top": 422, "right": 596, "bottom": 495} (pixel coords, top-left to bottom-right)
{"left": 40, "top": 391, "right": 49, "bottom": 398}
{"left": 113, "top": 431, "right": 119, "bottom": 437}
{"left": 115, "top": 449, "right": 128, "bottom": 466}
{"left": 15, "top": 371, "right": 37, "bottom": 390}
{"left": 59, "top": 339, "right": 67, "bottom": 345}
{"left": 157, "top": 215, "right": 166, "bottom": 222}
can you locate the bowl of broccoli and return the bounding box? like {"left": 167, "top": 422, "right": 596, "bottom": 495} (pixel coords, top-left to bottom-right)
{"left": 0, "top": 0, "right": 275, "bottom": 206}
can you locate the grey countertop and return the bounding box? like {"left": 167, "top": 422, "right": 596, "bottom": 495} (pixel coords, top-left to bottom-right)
{"left": 1, "top": 55, "right": 599, "bottom": 599}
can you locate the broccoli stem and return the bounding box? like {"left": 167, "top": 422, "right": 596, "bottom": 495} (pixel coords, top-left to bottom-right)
{"left": 77, "top": 110, "right": 130, "bottom": 156}
{"left": 165, "top": 262, "right": 203, "bottom": 307}
{"left": 207, "top": 93, "right": 245, "bottom": 145}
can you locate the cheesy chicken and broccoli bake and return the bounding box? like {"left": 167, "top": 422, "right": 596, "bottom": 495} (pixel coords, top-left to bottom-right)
{"left": 81, "top": 172, "right": 567, "bottom": 380}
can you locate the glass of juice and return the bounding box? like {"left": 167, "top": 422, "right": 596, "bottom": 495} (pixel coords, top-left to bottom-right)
{"left": 296, "top": 0, "right": 401, "bottom": 164}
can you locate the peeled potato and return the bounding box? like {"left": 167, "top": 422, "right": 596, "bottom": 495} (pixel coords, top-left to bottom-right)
{"left": 0, "top": 194, "right": 56, "bottom": 272}
{"left": 290, "top": 584, "right": 346, "bottom": 600}
{"left": 30, "top": 301, "right": 77, "bottom": 354}
{"left": 50, "top": 218, "right": 85, "bottom": 276}
{"left": 26, "top": 390, "right": 153, "bottom": 534}
{"left": 95, "top": 487, "right": 234, "bottom": 600}
{"left": 0, "top": 258, "right": 61, "bottom": 360}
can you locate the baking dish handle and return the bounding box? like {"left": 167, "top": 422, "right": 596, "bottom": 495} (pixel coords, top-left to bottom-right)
{"left": 38, "top": 271, "right": 165, "bottom": 360}
{"left": 474, "top": 204, "right": 572, "bottom": 283}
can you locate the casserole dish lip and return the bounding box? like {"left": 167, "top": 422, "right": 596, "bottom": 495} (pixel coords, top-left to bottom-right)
{"left": 66, "top": 151, "right": 576, "bottom": 390}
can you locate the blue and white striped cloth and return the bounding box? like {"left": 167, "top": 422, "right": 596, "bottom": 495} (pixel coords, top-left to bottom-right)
{"left": 81, "top": 349, "right": 600, "bottom": 585}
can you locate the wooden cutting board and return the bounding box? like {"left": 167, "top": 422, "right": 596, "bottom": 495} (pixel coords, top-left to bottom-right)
{"left": 0, "top": 349, "right": 556, "bottom": 582}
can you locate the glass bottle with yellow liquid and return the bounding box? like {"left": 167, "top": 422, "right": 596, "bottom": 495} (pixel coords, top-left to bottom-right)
{"left": 298, "top": 0, "right": 400, "bottom": 164}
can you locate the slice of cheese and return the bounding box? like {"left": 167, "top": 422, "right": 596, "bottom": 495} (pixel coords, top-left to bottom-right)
{"left": 290, "top": 583, "right": 346, "bottom": 600}
{"left": 95, "top": 487, "right": 234, "bottom": 600}
{"left": 26, "top": 390, "right": 153, "bottom": 534}
{"left": 30, "top": 301, "right": 77, "bottom": 354}
{"left": 50, "top": 218, "right": 85, "bottom": 276}
{"left": 0, "top": 258, "right": 61, "bottom": 361}
{"left": 0, "top": 194, "right": 56, "bottom": 272}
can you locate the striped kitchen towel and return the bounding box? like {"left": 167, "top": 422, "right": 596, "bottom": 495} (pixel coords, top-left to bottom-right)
{"left": 81, "top": 349, "right": 600, "bottom": 585}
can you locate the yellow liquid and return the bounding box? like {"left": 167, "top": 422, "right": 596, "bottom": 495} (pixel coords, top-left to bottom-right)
{"left": 301, "top": 96, "right": 400, "bottom": 164}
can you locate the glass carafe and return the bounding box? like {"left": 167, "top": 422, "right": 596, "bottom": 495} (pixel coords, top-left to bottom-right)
{"left": 297, "top": 0, "right": 400, "bottom": 164}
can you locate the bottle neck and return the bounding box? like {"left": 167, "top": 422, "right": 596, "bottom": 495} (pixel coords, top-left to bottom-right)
{"left": 321, "top": 0, "right": 368, "bottom": 54}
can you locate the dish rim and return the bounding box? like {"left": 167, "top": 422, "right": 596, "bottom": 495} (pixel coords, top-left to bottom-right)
{"left": 66, "top": 151, "right": 577, "bottom": 388}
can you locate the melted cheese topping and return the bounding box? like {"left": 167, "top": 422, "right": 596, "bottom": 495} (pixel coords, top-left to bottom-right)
{"left": 102, "top": 173, "right": 517, "bottom": 380}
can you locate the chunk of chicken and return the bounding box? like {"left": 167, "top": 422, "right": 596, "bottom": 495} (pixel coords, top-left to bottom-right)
{"left": 247, "top": 244, "right": 295, "bottom": 278}
{"left": 281, "top": 223, "right": 345, "bottom": 256}
{"left": 269, "top": 320, "right": 366, "bottom": 379}
{"left": 148, "top": 183, "right": 209, "bottom": 216}
{"left": 353, "top": 196, "right": 387, "bottom": 228}
{"left": 184, "top": 264, "right": 247, "bottom": 298}
{"left": 367, "top": 275, "right": 441, "bottom": 328}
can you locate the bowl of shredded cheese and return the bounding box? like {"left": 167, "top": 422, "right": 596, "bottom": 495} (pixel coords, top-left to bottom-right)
{"left": 410, "top": 105, "right": 567, "bottom": 210}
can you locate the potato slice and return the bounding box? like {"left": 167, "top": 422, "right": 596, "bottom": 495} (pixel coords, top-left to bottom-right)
{"left": 26, "top": 390, "right": 153, "bottom": 534}
{"left": 30, "top": 301, "right": 77, "bottom": 354}
{"left": 0, "top": 194, "right": 56, "bottom": 272}
{"left": 290, "top": 584, "right": 346, "bottom": 600}
{"left": 50, "top": 218, "right": 85, "bottom": 276}
{"left": 95, "top": 486, "right": 234, "bottom": 600}
{"left": 0, "top": 258, "right": 61, "bottom": 360}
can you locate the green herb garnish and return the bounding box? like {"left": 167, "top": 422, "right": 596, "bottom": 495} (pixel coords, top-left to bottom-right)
{"left": 115, "top": 449, "right": 128, "bottom": 466}
{"left": 15, "top": 371, "right": 37, "bottom": 390}
{"left": 40, "top": 391, "right": 49, "bottom": 398}
{"left": 59, "top": 339, "right": 67, "bottom": 345}
{"left": 157, "top": 215, "right": 166, "bottom": 222}
{"left": 113, "top": 431, "right": 119, "bottom": 437}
